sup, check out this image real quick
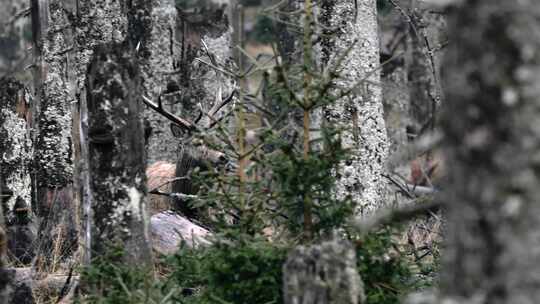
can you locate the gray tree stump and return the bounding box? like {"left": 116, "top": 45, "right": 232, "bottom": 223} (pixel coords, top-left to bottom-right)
{"left": 283, "top": 239, "right": 364, "bottom": 304}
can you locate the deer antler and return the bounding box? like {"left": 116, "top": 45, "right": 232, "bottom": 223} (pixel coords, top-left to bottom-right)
{"left": 210, "top": 89, "right": 235, "bottom": 118}
{"left": 196, "top": 89, "right": 236, "bottom": 129}
{"left": 141, "top": 95, "right": 198, "bottom": 132}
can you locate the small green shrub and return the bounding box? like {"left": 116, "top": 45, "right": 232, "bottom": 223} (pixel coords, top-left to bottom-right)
{"left": 79, "top": 248, "right": 177, "bottom": 304}
{"left": 355, "top": 227, "right": 412, "bottom": 304}
{"left": 166, "top": 235, "right": 288, "bottom": 304}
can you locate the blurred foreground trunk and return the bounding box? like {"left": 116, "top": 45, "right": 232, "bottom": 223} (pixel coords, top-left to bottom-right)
{"left": 440, "top": 1, "right": 540, "bottom": 303}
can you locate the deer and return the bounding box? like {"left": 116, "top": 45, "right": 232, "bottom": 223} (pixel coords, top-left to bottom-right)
{"left": 143, "top": 88, "right": 236, "bottom": 220}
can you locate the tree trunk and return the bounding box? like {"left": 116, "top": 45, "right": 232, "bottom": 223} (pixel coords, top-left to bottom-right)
{"left": 31, "top": 0, "right": 77, "bottom": 273}
{"left": 275, "top": 0, "right": 300, "bottom": 66}
{"left": 0, "top": 0, "right": 30, "bottom": 77}
{"left": 381, "top": 0, "right": 412, "bottom": 173}
{"left": 0, "top": 78, "right": 35, "bottom": 265}
{"left": 131, "top": 0, "right": 182, "bottom": 164}
{"left": 408, "top": 1, "right": 445, "bottom": 137}
{"left": 0, "top": 163, "right": 14, "bottom": 304}
{"left": 85, "top": 42, "right": 152, "bottom": 265}
{"left": 74, "top": 0, "right": 127, "bottom": 265}
{"left": 320, "top": 0, "right": 389, "bottom": 215}
{"left": 0, "top": 78, "right": 31, "bottom": 222}
{"left": 283, "top": 239, "right": 364, "bottom": 304}
{"left": 440, "top": 1, "right": 540, "bottom": 303}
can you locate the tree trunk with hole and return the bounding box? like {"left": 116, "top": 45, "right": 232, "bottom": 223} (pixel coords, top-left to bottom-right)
{"left": 31, "top": 0, "right": 77, "bottom": 273}
{"left": 439, "top": 1, "right": 540, "bottom": 303}
{"left": 85, "top": 42, "right": 152, "bottom": 265}
{"left": 283, "top": 239, "right": 364, "bottom": 304}
{"left": 319, "top": 0, "right": 389, "bottom": 215}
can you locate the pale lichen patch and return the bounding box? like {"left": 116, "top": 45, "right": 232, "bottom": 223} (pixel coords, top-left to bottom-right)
{"left": 1, "top": 108, "right": 32, "bottom": 212}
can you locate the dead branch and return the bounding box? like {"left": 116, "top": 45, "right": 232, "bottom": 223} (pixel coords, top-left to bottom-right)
{"left": 352, "top": 200, "right": 442, "bottom": 234}
{"left": 141, "top": 95, "right": 198, "bottom": 132}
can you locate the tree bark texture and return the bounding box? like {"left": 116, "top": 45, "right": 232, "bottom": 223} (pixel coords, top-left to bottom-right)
{"left": 85, "top": 43, "right": 151, "bottom": 265}
{"left": 274, "top": 0, "right": 300, "bottom": 65}
{"left": 0, "top": 0, "right": 30, "bottom": 77}
{"left": 131, "top": 0, "right": 183, "bottom": 164}
{"left": 0, "top": 163, "right": 14, "bottom": 304}
{"left": 74, "top": 0, "right": 127, "bottom": 265}
{"left": 441, "top": 2, "right": 540, "bottom": 303}
{"left": 320, "top": 0, "right": 389, "bottom": 215}
{"left": 0, "top": 78, "right": 32, "bottom": 222}
{"left": 0, "top": 78, "right": 35, "bottom": 265}
{"left": 31, "top": 0, "right": 78, "bottom": 273}
{"left": 283, "top": 239, "right": 364, "bottom": 304}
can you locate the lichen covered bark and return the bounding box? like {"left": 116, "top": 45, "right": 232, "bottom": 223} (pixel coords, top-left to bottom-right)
{"left": 320, "top": 0, "right": 389, "bottom": 215}
{"left": 32, "top": 0, "right": 78, "bottom": 271}
{"left": 74, "top": 0, "right": 127, "bottom": 266}
{"left": 0, "top": 78, "right": 31, "bottom": 218}
{"left": 85, "top": 43, "right": 151, "bottom": 265}
{"left": 74, "top": 0, "right": 127, "bottom": 92}
{"left": 441, "top": 1, "right": 540, "bottom": 303}
{"left": 131, "top": 0, "right": 182, "bottom": 163}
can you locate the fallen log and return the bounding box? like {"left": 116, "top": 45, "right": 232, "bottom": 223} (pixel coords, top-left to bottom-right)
{"left": 150, "top": 211, "right": 212, "bottom": 255}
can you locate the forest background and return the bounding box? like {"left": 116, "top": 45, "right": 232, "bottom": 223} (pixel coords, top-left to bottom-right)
{"left": 0, "top": 0, "right": 536, "bottom": 304}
